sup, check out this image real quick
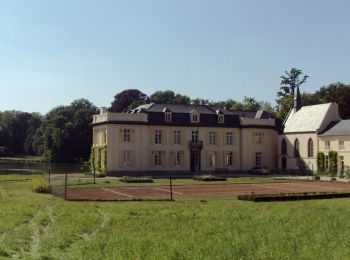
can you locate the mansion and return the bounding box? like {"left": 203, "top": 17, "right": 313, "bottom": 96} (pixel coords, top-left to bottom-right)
{"left": 92, "top": 87, "right": 350, "bottom": 176}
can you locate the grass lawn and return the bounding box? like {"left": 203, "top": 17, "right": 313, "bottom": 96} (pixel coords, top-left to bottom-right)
{"left": 1, "top": 174, "right": 350, "bottom": 259}
{"left": 0, "top": 156, "right": 49, "bottom": 163}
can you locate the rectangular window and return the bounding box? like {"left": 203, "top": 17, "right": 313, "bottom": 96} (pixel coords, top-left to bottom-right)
{"left": 339, "top": 140, "right": 345, "bottom": 150}
{"left": 325, "top": 155, "right": 329, "bottom": 170}
{"left": 192, "top": 131, "right": 199, "bottom": 142}
{"left": 218, "top": 115, "right": 224, "bottom": 124}
{"left": 174, "top": 151, "right": 181, "bottom": 167}
{"left": 154, "top": 151, "right": 162, "bottom": 166}
{"left": 325, "top": 141, "right": 330, "bottom": 150}
{"left": 123, "top": 129, "right": 131, "bottom": 142}
{"left": 255, "top": 152, "right": 262, "bottom": 167}
{"left": 155, "top": 129, "right": 162, "bottom": 144}
{"left": 209, "top": 131, "right": 216, "bottom": 145}
{"left": 226, "top": 152, "right": 233, "bottom": 166}
{"left": 123, "top": 151, "right": 130, "bottom": 168}
{"left": 209, "top": 152, "right": 216, "bottom": 167}
{"left": 165, "top": 112, "right": 172, "bottom": 122}
{"left": 192, "top": 114, "right": 199, "bottom": 123}
{"left": 226, "top": 132, "right": 233, "bottom": 145}
{"left": 255, "top": 133, "right": 263, "bottom": 144}
{"left": 174, "top": 130, "right": 181, "bottom": 145}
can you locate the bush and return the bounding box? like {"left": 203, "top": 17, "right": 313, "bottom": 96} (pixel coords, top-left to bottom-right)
{"left": 238, "top": 192, "right": 350, "bottom": 202}
{"left": 314, "top": 176, "right": 321, "bottom": 181}
{"left": 31, "top": 176, "right": 49, "bottom": 193}
{"left": 317, "top": 152, "right": 325, "bottom": 173}
{"left": 119, "top": 176, "right": 154, "bottom": 183}
{"left": 193, "top": 175, "right": 227, "bottom": 181}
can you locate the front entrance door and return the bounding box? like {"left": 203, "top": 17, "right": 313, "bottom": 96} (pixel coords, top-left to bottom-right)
{"left": 190, "top": 151, "right": 201, "bottom": 172}
{"left": 281, "top": 157, "right": 287, "bottom": 170}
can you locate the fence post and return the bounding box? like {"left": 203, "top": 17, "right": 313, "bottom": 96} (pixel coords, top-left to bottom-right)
{"left": 48, "top": 170, "right": 51, "bottom": 186}
{"left": 93, "top": 166, "right": 96, "bottom": 184}
{"left": 64, "top": 172, "right": 68, "bottom": 200}
{"left": 170, "top": 175, "right": 173, "bottom": 201}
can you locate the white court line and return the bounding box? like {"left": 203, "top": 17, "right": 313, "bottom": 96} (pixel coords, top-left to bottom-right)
{"left": 251, "top": 184, "right": 299, "bottom": 192}
{"left": 153, "top": 187, "right": 183, "bottom": 195}
{"left": 102, "top": 188, "right": 133, "bottom": 198}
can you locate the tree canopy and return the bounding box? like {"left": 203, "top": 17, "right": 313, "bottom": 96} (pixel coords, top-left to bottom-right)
{"left": 110, "top": 89, "right": 148, "bottom": 112}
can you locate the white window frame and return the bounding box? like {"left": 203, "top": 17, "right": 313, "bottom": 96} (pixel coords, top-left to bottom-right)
{"left": 255, "top": 152, "right": 262, "bottom": 167}
{"left": 209, "top": 131, "right": 216, "bottom": 145}
{"left": 191, "top": 114, "right": 199, "bottom": 123}
{"left": 123, "top": 129, "right": 131, "bottom": 142}
{"left": 325, "top": 141, "right": 330, "bottom": 150}
{"left": 174, "top": 151, "right": 181, "bottom": 167}
{"left": 192, "top": 131, "right": 199, "bottom": 142}
{"left": 123, "top": 151, "right": 130, "bottom": 168}
{"left": 209, "top": 152, "right": 216, "bottom": 167}
{"left": 155, "top": 129, "right": 162, "bottom": 144}
{"left": 165, "top": 112, "right": 172, "bottom": 122}
{"left": 226, "top": 132, "right": 233, "bottom": 145}
{"left": 226, "top": 152, "right": 233, "bottom": 166}
{"left": 218, "top": 115, "right": 224, "bottom": 124}
{"left": 339, "top": 140, "right": 345, "bottom": 150}
{"left": 255, "top": 133, "right": 262, "bottom": 144}
{"left": 174, "top": 130, "right": 181, "bottom": 145}
{"left": 155, "top": 151, "right": 162, "bottom": 167}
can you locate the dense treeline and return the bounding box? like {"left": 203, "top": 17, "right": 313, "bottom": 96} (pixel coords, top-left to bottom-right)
{"left": 1, "top": 68, "right": 350, "bottom": 162}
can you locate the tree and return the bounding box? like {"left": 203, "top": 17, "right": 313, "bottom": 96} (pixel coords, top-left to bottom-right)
{"left": 39, "top": 99, "right": 97, "bottom": 162}
{"left": 149, "top": 90, "right": 191, "bottom": 105}
{"left": 110, "top": 89, "right": 148, "bottom": 112}
{"left": 276, "top": 68, "right": 309, "bottom": 120}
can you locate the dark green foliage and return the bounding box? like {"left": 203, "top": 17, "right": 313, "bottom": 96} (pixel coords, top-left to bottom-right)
{"left": 238, "top": 192, "right": 350, "bottom": 202}
{"left": 329, "top": 151, "right": 338, "bottom": 176}
{"left": 193, "top": 175, "right": 227, "bottom": 181}
{"left": 40, "top": 99, "right": 97, "bottom": 162}
{"left": 119, "top": 176, "right": 154, "bottom": 183}
{"left": 110, "top": 89, "right": 148, "bottom": 112}
{"left": 317, "top": 152, "right": 325, "bottom": 173}
{"left": 90, "top": 145, "right": 107, "bottom": 173}
{"left": 150, "top": 90, "right": 191, "bottom": 105}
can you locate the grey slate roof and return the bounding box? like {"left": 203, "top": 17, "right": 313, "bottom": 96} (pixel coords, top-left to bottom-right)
{"left": 284, "top": 103, "right": 334, "bottom": 133}
{"left": 132, "top": 103, "right": 269, "bottom": 119}
{"left": 320, "top": 120, "right": 350, "bottom": 136}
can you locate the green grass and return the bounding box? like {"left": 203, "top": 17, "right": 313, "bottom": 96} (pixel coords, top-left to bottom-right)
{"left": 1, "top": 174, "right": 350, "bottom": 259}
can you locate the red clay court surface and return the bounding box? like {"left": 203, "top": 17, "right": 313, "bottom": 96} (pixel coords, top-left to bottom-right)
{"left": 56, "top": 181, "right": 350, "bottom": 200}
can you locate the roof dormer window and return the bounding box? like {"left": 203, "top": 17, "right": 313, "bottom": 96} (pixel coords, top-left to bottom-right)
{"left": 165, "top": 112, "right": 172, "bottom": 122}
{"left": 163, "top": 107, "right": 172, "bottom": 122}
{"left": 190, "top": 108, "right": 200, "bottom": 123}
{"left": 218, "top": 114, "right": 224, "bottom": 124}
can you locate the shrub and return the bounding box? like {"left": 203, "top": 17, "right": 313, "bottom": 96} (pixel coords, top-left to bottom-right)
{"left": 329, "top": 151, "right": 338, "bottom": 177}
{"left": 119, "top": 176, "right": 154, "bottom": 183}
{"left": 193, "top": 175, "right": 227, "bottom": 181}
{"left": 317, "top": 152, "right": 325, "bottom": 173}
{"left": 31, "top": 176, "right": 49, "bottom": 193}
{"left": 314, "top": 176, "right": 321, "bottom": 181}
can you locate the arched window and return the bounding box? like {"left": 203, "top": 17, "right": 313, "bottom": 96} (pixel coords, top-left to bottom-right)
{"left": 308, "top": 139, "right": 314, "bottom": 158}
{"left": 281, "top": 139, "right": 287, "bottom": 155}
{"left": 294, "top": 139, "right": 300, "bottom": 158}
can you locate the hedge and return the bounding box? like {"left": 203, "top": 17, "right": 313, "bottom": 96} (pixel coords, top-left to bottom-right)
{"left": 193, "top": 175, "right": 227, "bottom": 181}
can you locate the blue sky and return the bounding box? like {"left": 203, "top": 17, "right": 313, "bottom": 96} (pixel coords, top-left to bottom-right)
{"left": 1, "top": 0, "right": 350, "bottom": 114}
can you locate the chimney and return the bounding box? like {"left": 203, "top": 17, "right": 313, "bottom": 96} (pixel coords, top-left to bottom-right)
{"left": 100, "top": 107, "right": 107, "bottom": 115}
{"left": 294, "top": 86, "right": 302, "bottom": 112}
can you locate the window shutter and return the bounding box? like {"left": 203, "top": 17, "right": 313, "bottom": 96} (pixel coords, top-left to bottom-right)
{"left": 163, "top": 130, "right": 167, "bottom": 145}
{"left": 161, "top": 151, "right": 166, "bottom": 168}
{"left": 119, "top": 129, "right": 124, "bottom": 143}
{"left": 261, "top": 133, "right": 265, "bottom": 145}
{"left": 130, "top": 151, "right": 136, "bottom": 168}
{"left": 180, "top": 151, "right": 185, "bottom": 168}
{"left": 118, "top": 151, "right": 123, "bottom": 169}
{"left": 131, "top": 129, "right": 135, "bottom": 143}
{"left": 150, "top": 151, "right": 155, "bottom": 168}
{"left": 169, "top": 151, "right": 174, "bottom": 168}
{"left": 151, "top": 130, "right": 155, "bottom": 145}
{"left": 205, "top": 152, "right": 210, "bottom": 167}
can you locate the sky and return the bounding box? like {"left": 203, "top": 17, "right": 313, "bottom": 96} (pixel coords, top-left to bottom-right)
{"left": 1, "top": 0, "right": 350, "bottom": 114}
